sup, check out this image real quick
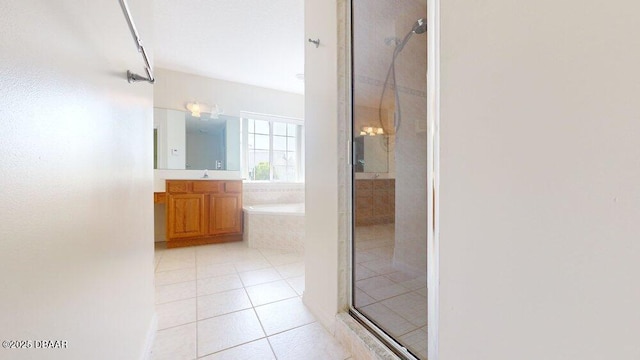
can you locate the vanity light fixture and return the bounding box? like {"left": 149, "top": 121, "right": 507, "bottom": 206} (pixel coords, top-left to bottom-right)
{"left": 209, "top": 104, "right": 223, "bottom": 119}
{"left": 185, "top": 102, "right": 223, "bottom": 119}
{"left": 186, "top": 102, "right": 202, "bottom": 117}
{"left": 360, "top": 126, "right": 384, "bottom": 136}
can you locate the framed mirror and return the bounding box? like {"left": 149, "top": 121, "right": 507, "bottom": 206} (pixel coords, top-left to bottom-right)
{"left": 153, "top": 107, "right": 241, "bottom": 171}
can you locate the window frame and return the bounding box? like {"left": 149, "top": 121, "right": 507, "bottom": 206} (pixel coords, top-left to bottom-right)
{"left": 240, "top": 112, "right": 304, "bottom": 183}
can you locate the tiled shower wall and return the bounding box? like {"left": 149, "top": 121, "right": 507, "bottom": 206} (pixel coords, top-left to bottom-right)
{"left": 242, "top": 182, "right": 305, "bottom": 206}
{"left": 389, "top": 0, "right": 428, "bottom": 275}
{"left": 349, "top": 0, "right": 428, "bottom": 280}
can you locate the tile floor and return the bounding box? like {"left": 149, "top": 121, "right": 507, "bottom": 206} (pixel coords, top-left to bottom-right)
{"left": 353, "top": 224, "right": 428, "bottom": 359}
{"left": 152, "top": 241, "right": 351, "bottom": 360}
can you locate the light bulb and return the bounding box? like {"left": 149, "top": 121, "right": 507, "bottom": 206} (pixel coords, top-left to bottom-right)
{"left": 188, "top": 102, "right": 201, "bottom": 117}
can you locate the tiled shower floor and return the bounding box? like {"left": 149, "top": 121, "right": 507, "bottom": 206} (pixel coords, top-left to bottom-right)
{"left": 152, "top": 242, "right": 351, "bottom": 360}
{"left": 354, "top": 224, "right": 428, "bottom": 359}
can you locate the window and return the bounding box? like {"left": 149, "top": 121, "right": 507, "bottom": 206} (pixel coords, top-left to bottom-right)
{"left": 242, "top": 113, "right": 304, "bottom": 182}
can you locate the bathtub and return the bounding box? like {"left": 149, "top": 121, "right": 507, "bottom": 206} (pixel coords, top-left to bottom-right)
{"left": 243, "top": 203, "right": 305, "bottom": 253}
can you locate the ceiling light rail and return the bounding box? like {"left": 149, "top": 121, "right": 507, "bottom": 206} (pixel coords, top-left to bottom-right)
{"left": 118, "top": 0, "right": 155, "bottom": 84}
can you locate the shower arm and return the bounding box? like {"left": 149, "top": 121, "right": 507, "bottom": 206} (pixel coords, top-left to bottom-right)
{"left": 118, "top": 0, "right": 155, "bottom": 84}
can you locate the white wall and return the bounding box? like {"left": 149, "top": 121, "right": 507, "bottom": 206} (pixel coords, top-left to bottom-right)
{"left": 0, "top": 1, "right": 155, "bottom": 359}
{"left": 166, "top": 110, "right": 186, "bottom": 169}
{"left": 154, "top": 68, "right": 304, "bottom": 118}
{"left": 226, "top": 117, "right": 241, "bottom": 170}
{"left": 438, "top": 1, "right": 640, "bottom": 359}
{"left": 303, "top": 0, "right": 341, "bottom": 329}
{"left": 154, "top": 108, "right": 168, "bottom": 168}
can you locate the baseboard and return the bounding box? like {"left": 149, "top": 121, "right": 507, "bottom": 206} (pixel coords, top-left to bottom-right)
{"left": 141, "top": 312, "right": 158, "bottom": 360}
{"left": 166, "top": 234, "right": 243, "bottom": 248}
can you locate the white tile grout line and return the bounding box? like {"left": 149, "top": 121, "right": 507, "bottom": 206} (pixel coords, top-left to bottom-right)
{"left": 159, "top": 235, "right": 427, "bottom": 357}
{"left": 194, "top": 247, "right": 199, "bottom": 359}
{"left": 193, "top": 320, "right": 323, "bottom": 359}
{"left": 239, "top": 273, "right": 278, "bottom": 359}
{"left": 154, "top": 274, "right": 301, "bottom": 306}
{"left": 155, "top": 244, "right": 309, "bottom": 359}
{"left": 154, "top": 262, "right": 303, "bottom": 282}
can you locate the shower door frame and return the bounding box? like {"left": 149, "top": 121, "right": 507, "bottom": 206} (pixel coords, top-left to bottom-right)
{"left": 345, "top": 0, "right": 441, "bottom": 359}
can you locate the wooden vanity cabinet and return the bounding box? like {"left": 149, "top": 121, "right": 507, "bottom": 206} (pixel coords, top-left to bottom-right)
{"left": 210, "top": 194, "right": 242, "bottom": 235}
{"left": 355, "top": 179, "right": 395, "bottom": 226}
{"left": 167, "top": 193, "right": 206, "bottom": 239}
{"left": 165, "top": 180, "right": 243, "bottom": 248}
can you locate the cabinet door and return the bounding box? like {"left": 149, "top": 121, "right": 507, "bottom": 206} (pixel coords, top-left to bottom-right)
{"left": 167, "top": 194, "right": 206, "bottom": 239}
{"left": 210, "top": 194, "right": 242, "bottom": 235}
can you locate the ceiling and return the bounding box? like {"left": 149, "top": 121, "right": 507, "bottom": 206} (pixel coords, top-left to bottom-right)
{"left": 154, "top": 0, "right": 304, "bottom": 94}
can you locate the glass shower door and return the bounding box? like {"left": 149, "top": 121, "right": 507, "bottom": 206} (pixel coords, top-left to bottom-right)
{"left": 350, "top": 1, "right": 428, "bottom": 359}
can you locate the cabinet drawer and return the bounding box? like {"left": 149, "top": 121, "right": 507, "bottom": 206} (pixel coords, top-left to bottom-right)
{"left": 223, "top": 181, "right": 242, "bottom": 193}
{"left": 167, "top": 181, "right": 191, "bottom": 193}
{"left": 193, "top": 181, "right": 221, "bottom": 193}
{"left": 154, "top": 192, "right": 166, "bottom": 204}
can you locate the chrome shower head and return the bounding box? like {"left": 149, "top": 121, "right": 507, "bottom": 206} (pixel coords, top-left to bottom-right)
{"left": 394, "top": 18, "right": 427, "bottom": 53}
{"left": 381, "top": 17, "right": 427, "bottom": 133}
{"left": 412, "top": 18, "right": 427, "bottom": 34}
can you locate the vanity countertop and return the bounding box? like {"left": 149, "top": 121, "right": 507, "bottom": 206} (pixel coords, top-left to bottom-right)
{"left": 154, "top": 169, "right": 242, "bottom": 192}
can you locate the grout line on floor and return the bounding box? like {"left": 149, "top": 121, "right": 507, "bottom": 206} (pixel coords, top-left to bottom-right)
{"left": 264, "top": 317, "right": 317, "bottom": 338}
{"left": 195, "top": 335, "right": 270, "bottom": 359}
{"left": 156, "top": 319, "right": 198, "bottom": 333}
{"left": 236, "top": 266, "right": 278, "bottom": 359}
{"left": 154, "top": 243, "right": 352, "bottom": 360}
{"left": 194, "top": 246, "right": 199, "bottom": 358}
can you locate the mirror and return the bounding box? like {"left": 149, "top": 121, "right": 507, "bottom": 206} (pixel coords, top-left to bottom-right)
{"left": 154, "top": 107, "right": 241, "bottom": 170}
{"left": 353, "top": 105, "right": 393, "bottom": 173}
{"left": 354, "top": 135, "right": 389, "bottom": 173}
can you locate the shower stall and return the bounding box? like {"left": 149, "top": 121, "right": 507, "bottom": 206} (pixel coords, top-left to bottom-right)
{"left": 350, "top": 0, "right": 428, "bottom": 359}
